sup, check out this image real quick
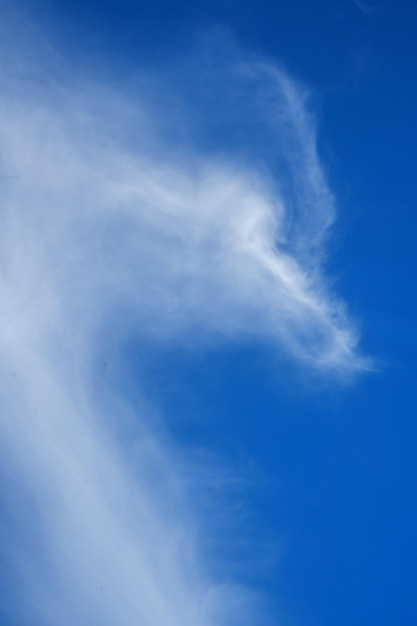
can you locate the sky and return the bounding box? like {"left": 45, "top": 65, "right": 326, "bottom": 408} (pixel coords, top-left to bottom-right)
{"left": 0, "top": 1, "right": 416, "bottom": 625}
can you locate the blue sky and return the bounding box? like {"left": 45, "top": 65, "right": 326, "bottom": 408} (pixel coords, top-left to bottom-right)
{"left": 0, "top": 1, "right": 416, "bottom": 625}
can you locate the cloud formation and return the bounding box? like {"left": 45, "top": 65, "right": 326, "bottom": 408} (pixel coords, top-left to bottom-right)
{"left": 0, "top": 20, "right": 366, "bottom": 626}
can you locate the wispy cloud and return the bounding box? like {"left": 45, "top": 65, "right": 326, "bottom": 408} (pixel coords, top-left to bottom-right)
{"left": 354, "top": 0, "right": 378, "bottom": 16}
{"left": 0, "top": 18, "right": 366, "bottom": 626}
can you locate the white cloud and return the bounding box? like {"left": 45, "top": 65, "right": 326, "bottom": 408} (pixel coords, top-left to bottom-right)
{"left": 0, "top": 21, "right": 367, "bottom": 626}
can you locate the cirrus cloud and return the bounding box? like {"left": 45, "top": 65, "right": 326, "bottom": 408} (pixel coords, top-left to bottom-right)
{"left": 0, "top": 19, "right": 367, "bottom": 626}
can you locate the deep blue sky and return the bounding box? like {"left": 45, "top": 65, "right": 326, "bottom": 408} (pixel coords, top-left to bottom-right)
{"left": 4, "top": 1, "right": 417, "bottom": 625}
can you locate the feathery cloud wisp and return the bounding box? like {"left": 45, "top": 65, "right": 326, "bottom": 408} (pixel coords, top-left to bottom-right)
{"left": 0, "top": 25, "right": 365, "bottom": 626}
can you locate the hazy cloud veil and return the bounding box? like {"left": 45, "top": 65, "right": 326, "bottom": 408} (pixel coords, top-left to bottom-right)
{"left": 0, "top": 19, "right": 366, "bottom": 626}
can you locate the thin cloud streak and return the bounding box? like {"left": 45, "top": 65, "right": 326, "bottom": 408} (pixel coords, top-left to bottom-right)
{"left": 0, "top": 22, "right": 366, "bottom": 626}
{"left": 354, "top": 0, "right": 378, "bottom": 15}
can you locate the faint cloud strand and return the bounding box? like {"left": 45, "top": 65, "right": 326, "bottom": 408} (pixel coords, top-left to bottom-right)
{"left": 0, "top": 24, "right": 367, "bottom": 626}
